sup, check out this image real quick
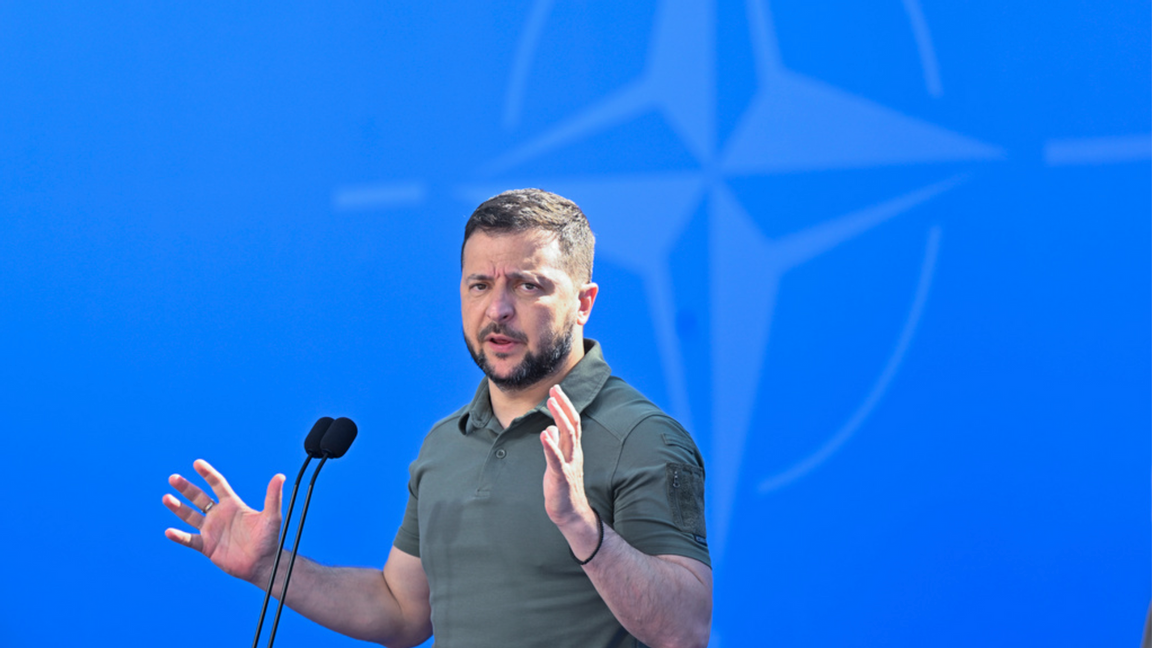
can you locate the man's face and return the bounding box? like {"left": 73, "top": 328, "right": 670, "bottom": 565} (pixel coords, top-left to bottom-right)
{"left": 461, "top": 230, "right": 587, "bottom": 391}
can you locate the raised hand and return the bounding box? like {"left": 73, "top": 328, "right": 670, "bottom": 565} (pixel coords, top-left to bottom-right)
{"left": 540, "top": 386, "right": 595, "bottom": 531}
{"left": 163, "top": 459, "right": 285, "bottom": 585}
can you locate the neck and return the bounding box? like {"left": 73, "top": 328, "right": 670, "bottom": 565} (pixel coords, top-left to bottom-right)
{"left": 488, "top": 337, "right": 586, "bottom": 428}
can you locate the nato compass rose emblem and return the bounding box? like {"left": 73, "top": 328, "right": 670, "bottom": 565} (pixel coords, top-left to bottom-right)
{"left": 336, "top": 0, "right": 1011, "bottom": 562}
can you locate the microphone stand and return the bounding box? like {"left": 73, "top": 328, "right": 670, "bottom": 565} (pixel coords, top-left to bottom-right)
{"left": 265, "top": 455, "right": 330, "bottom": 648}
{"left": 251, "top": 455, "right": 313, "bottom": 648}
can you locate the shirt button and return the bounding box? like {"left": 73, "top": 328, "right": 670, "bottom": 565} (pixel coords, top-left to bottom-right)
{"left": 495, "top": 448, "right": 507, "bottom": 459}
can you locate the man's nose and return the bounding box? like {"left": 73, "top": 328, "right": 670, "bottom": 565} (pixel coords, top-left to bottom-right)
{"left": 486, "top": 289, "right": 515, "bottom": 322}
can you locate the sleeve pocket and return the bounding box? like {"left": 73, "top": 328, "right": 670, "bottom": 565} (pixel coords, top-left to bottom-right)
{"left": 666, "top": 463, "right": 707, "bottom": 540}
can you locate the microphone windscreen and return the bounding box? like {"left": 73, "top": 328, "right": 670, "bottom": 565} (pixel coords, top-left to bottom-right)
{"left": 320, "top": 417, "right": 357, "bottom": 458}
{"left": 305, "top": 417, "right": 334, "bottom": 457}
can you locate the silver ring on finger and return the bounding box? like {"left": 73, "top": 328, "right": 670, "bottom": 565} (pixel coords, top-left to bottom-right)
{"left": 201, "top": 501, "right": 215, "bottom": 515}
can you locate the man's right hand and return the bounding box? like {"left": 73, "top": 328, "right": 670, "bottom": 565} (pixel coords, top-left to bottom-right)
{"left": 163, "top": 459, "right": 285, "bottom": 586}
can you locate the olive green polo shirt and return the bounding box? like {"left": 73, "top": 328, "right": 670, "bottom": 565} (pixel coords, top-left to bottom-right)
{"left": 393, "top": 340, "right": 709, "bottom": 648}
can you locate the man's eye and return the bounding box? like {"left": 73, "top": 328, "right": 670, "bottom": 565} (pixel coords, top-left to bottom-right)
{"left": 521, "top": 283, "right": 539, "bottom": 292}
{"left": 471, "top": 283, "right": 488, "bottom": 291}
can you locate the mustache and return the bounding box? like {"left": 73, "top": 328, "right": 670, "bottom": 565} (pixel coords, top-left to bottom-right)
{"left": 478, "top": 323, "right": 528, "bottom": 343}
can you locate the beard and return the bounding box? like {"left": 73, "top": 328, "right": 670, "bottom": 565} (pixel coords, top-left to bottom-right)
{"left": 465, "top": 316, "right": 575, "bottom": 392}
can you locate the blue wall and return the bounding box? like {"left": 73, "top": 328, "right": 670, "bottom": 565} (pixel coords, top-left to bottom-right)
{"left": 1, "top": 1, "right": 1147, "bottom": 645}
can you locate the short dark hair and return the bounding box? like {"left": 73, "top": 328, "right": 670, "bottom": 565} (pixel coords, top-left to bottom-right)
{"left": 462, "top": 188, "right": 595, "bottom": 283}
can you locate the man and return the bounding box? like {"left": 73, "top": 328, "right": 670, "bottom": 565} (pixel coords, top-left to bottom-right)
{"left": 163, "top": 189, "right": 712, "bottom": 648}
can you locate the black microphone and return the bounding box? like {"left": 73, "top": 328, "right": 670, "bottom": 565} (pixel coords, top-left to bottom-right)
{"left": 304, "top": 418, "right": 329, "bottom": 457}
{"left": 320, "top": 417, "right": 358, "bottom": 458}
{"left": 266, "top": 417, "right": 358, "bottom": 648}
{"left": 250, "top": 417, "right": 333, "bottom": 648}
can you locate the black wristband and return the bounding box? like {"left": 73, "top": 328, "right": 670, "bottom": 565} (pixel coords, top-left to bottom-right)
{"left": 571, "top": 509, "right": 604, "bottom": 566}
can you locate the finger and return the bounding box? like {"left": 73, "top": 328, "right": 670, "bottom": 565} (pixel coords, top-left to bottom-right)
{"left": 169, "top": 472, "right": 216, "bottom": 515}
{"left": 194, "top": 459, "right": 239, "bottom": 502}
{"left": 540, "top": 428, "right": 565, "bottom": 474}
{"left": 168, "top": 473, "right": 213, "bottom": 513}
{"left": 547, "top": 397, "right": 575, "bottom": 460}
{"left": 165, "top": 527, "right": 204, "bottom": 553}
{"left": 550, "top": 385, "right": 582, "bottom": 445}
{"left": 163, "top": 493, "right": 205, "bottom": 529}
{"left": 264, "top": 474, "right": 286, "bottom": 516}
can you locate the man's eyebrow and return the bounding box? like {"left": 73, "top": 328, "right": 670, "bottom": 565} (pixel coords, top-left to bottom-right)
{"left": 507, "top": 271, "right": 553, "bottom": 285}
{"left": 465, "top": 270, "right": 554, "bottom": 283}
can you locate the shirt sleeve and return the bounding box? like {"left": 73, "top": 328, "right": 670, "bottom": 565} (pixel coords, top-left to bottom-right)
{"left": 609, "top": 414, "right": 711, "bottom": 567}
{"left": 392, "top": 465, "right": 422, "bottom": 557}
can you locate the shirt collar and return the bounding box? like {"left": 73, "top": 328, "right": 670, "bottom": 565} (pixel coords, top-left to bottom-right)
{"left": 459, "top": 338, "right": 612, "bottom": 436}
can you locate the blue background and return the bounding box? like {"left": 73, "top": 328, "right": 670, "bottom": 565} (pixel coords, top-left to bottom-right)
{"left": 1, "top": 1, "right": 1148, "bottom": 646}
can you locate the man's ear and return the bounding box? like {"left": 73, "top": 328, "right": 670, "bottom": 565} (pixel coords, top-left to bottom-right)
{"left": 576, "top": 282, "right": 599, "bottom": 326}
